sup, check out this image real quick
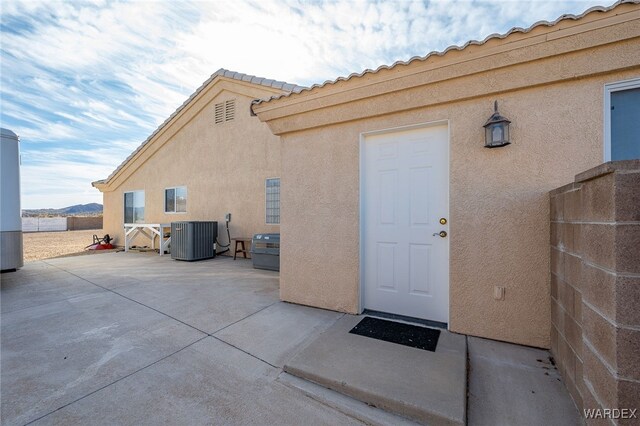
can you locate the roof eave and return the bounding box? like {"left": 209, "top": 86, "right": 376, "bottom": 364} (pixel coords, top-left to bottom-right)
{"left": 92, "top": 180, "right": 107, "bottom": 191}
{"left": 97, "top": 69, "right": 304, "bottom": 188}
{"left": 252, "top": 0, "right": 639, "bottom": 111}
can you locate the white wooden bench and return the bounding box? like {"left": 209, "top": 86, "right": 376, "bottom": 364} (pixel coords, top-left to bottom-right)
{"left": 124, "top": 223, "right": 171, "bottom": 256}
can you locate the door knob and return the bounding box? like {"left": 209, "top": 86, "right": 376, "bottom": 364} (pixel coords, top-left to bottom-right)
{"left": 433, "top": 231, "right": 447, "bottom": 238}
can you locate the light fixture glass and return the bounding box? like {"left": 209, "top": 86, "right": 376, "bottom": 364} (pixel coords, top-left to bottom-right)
{"left": 483, "top": 101, "right": 511, "bottom": 148}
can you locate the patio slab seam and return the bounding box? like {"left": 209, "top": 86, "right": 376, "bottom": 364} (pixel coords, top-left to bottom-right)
{"left": 469, "top": 354, "right": 557, "bottom": 372}
{"left": 23, "top": 335, "right": 209, "bottom": 426}
{"left": 210, "top": 336, "right": 279, "bottom": 369}
{"left": 40, "top": 260, "right": 291, "bottom": 371}
{"left": 42, "top": 260, "right": 211, "bottom": 336}
{"left": 208, "top": 300, "right": 281, "bottom": 335}
{"left": 212, "top": 308, "right": 347, "bottom": 370}
{"left": 42, "top": 257, "right": 282, "bottom": 337}
{"left": 0, "top": 290, "right": 106, "bottom": 316}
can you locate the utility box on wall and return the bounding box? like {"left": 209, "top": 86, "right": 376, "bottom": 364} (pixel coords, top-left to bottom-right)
{"left": 171, "top": 221, "right": 218, "bottom": 261}
{"left": 251, "top": 233, "right": 280, "bottom": 271}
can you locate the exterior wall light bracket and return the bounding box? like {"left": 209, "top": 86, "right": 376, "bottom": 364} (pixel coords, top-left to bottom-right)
{"left": 484, "top": 101, "right": 511, "bottom": 148}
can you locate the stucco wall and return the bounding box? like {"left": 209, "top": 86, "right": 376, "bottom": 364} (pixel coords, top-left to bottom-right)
{"left": 254, "top": 4, "right": 640, "bottom": 348}
{"left": 273, "top": 72, "right": 639, "bottom": 348}
{"left": 101, "top": 89, "right": 281, "bottom": 250}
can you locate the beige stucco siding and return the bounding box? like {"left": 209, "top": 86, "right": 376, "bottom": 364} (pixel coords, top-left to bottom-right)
{"left": 278, "top": 69, "right": 639, "bottom": 349}
{"left": 253, "top": 5, "right": 640, "bottom": 348}
{"left": 102, "top": 89, "right": 281, "bottom": 248}
{"left": 280, "top": 126, "right": 361, "bottom": 313}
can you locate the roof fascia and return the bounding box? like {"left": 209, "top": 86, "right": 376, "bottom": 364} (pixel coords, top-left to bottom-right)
{"left": 99, "top": 77, "right": 283, "bottom": 191}
{"left": 253, "top": 3, "right": 640, "bottom": 120}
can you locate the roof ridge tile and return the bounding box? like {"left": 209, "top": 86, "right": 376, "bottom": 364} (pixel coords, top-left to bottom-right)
{"left": 93, "top": 69, "right": 304, "bottom": 186}
{"left": 251, "top": 0, "right": 638, "bottom": 107}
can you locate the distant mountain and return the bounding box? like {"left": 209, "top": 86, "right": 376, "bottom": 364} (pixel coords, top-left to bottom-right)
{"left": 22, "top": 203, "right": 103, "bottom": 217}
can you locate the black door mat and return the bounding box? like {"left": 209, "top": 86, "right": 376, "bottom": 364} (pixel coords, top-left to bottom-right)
{"left": 349, "top": 316, "right": 440, "bottom": 352}
{"left": 362, "top": 309, "right": 447, "bottom": 330}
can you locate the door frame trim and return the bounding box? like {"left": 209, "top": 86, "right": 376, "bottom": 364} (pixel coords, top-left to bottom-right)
{"left": 603, "top": 77, "right": 640, "bottom": 162}
{"left": 358, "top": 119, "right": 450, "bottom": 326}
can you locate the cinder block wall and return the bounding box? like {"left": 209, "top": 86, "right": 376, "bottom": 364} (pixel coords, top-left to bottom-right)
{"left": 66, "top": 216, "right": 103, "bottom": 231}
{"left": 550, "top": 160, "right": 640, "bottom": 419}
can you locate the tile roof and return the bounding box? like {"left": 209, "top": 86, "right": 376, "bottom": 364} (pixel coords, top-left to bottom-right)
{"left": 216, "top": 69, "right": 306, "bottom": 93}
{"left": 93, "top": 69, "right": 304, "bottom": 186}
{"left": 251, "top": 0, "right": 638, "bottom": 108}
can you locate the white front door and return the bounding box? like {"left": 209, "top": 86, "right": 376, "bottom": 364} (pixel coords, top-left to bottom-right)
{"left": 362, "top": 124, "right": 449, "bottom": 323}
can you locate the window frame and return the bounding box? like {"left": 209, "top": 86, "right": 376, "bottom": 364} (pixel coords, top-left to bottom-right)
{"left": 604, "top": 77, "right": 640, "bottom": 162}
{"left": 124, "top": 190, "right": 145, "bottom": 224}
{"left": 265, "top": 177, "right": 280, "bottom": 225}
{"left": 164, "top": 186, "right": 187, "bottom": 214}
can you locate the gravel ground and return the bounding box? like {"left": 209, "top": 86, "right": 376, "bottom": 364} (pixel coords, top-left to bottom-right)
{"left": 22, "top": 230, "right": 113, "bottom": 262}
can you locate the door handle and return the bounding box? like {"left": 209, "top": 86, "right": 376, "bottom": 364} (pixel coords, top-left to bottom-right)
{"left": 433, "top": 231, "right": 447, "bottom": 238}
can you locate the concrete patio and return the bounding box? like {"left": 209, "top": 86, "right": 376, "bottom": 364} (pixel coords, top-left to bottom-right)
{"left": 1, "top": 253, "right": 581, "bottom": 425}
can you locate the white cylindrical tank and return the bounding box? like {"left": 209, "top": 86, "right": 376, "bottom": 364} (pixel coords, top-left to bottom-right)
{"left": 1, "top": 128, "right": 24, "bottom": 270}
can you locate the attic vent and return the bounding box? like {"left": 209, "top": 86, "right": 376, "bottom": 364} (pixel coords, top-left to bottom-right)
{"left": 215, "top": 102, "right": 224, "bottom": 124}
{"left": 215, "top": 99, "right": 235, "bottom": 124}
{"left": 225, "top": 99, "right": 235, "bottom": 121}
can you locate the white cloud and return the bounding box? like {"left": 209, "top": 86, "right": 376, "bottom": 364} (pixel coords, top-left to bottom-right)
{"left": 1, "top": 0, "right": 608, "bottom": 208}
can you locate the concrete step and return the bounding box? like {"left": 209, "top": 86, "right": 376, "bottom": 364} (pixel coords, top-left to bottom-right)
{"left": 284, "top": 315, "right": 467, "bottom": 425}
{"left": 278, "top": 373, "right": 422, "bottom": 426}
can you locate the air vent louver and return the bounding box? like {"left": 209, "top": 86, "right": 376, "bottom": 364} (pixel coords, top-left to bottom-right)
{"left": 214, "top": 99, "right": 235, "bottom": 124}
{"left": 225, "top": 99, "right": 235, "bottom": 122}
{"left": 214, "top": 102, "right": 224, "bottom": 124}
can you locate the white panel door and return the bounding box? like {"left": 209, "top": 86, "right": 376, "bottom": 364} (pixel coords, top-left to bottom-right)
{"left": 362, "top": 124, "right": 449, "bottom": 323}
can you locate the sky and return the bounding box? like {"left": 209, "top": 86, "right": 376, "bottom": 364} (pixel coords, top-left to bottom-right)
{"left": 1, "top": 0, "right": 610, "bottom": 209}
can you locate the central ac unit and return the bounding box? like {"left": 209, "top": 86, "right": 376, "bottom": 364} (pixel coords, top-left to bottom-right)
{"left": 171, "top": 221, "right": 218, "bottom": 261}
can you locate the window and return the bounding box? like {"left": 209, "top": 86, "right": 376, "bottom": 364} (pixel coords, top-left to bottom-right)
{"left": 605, "top": 78, "right": 640, "bottom": 161}
{"left": 266, "top": 178, "right": 280, "bottom": 224}
{"left": 124, "top": 190, "right": 144, "bottom": 224}
{"left": 214, "top": 99, "right": 235, "bottom": 124}
{"left": 165, "top": 186, "right": 187, "bottom": 213}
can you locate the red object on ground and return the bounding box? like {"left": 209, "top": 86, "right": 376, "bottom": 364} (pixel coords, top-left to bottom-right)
{"left": 87, "top": 243, "right": 114, "bottom": 250}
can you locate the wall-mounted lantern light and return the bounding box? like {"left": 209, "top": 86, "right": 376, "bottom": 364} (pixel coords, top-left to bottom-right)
{"left": 483, "top": 101, "right": 511, "bottom": 148}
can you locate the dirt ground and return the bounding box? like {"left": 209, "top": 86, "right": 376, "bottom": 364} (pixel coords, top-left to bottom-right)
{"left": 23, "top": 230, "right": 113, "bottom": 262}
